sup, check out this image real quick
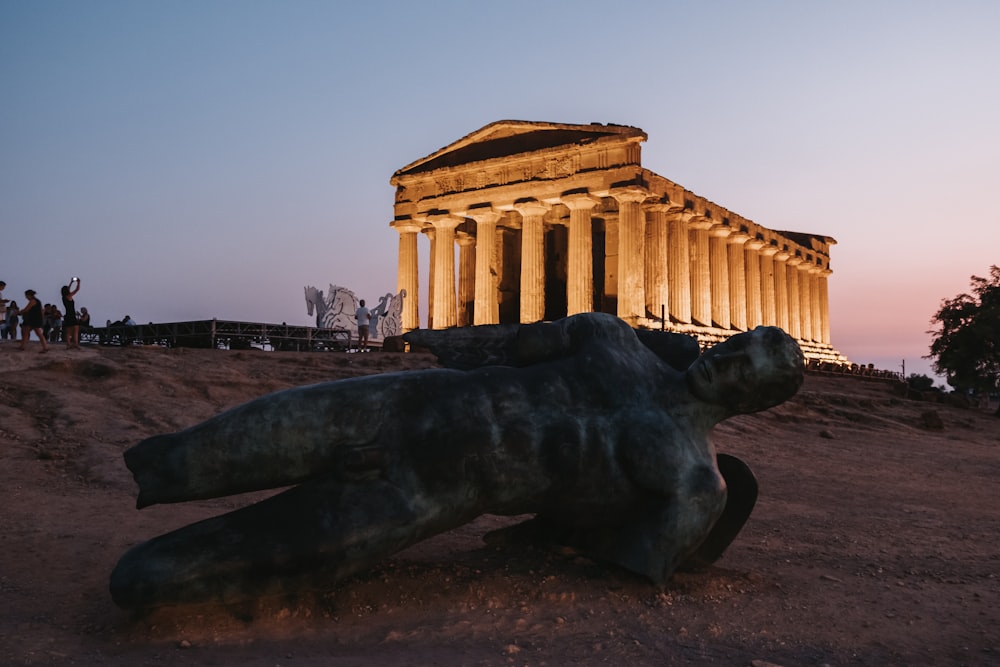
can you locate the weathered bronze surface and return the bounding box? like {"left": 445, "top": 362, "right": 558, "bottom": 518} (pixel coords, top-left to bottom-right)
{"left": 110, "top": 313, "right": 803, "bottom": 609}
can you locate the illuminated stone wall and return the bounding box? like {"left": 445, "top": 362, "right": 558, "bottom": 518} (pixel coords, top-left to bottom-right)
{"left": 390, "top": 121, "right": 843, "bottom": 362}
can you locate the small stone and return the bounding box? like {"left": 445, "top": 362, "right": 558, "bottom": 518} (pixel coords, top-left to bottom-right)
{"left": 178, "top": 640, "right": 191, "bottom": 649}
{"left": 819, "top": 429, "right": 835, "bottom": 439}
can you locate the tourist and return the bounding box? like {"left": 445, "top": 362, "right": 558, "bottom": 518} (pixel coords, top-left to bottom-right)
{"left": 48, "top": 304, "right": 63, "bottom": 343}
{"left": 111, "top": 313, "right": 804, "bottom": 607}
{"left": 0, "top": 281, "right": 7, "bottom": 341}
{"left": 355, "top": 299, "right": 371, "bottom": 352}
{"left": 17, "top": 290, "right": 48, "bottom": 353}
{"left": 118, "top": 315, "right": 136, "bottom": 346}
{"left": 4, "top": 300, "right": 18, "bottom": 341}
{"left": 42, "top": 304, "right": 53, "bottom": 340}
{"left": 61, "top": 277, "right": 82, "bottom": 349}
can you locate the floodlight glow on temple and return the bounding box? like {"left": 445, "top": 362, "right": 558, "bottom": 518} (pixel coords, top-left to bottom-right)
{"left": 390, "top": 120, "right": 844, "bottom": 364}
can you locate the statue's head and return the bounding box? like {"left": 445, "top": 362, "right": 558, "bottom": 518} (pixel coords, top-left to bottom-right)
{"left": 686, "top": 326, "right": 804, "bottom": 414}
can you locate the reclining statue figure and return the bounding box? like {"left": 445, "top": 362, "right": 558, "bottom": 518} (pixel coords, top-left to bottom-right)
{"left": 110, "top": 312, "right": 804, "bottom": 609}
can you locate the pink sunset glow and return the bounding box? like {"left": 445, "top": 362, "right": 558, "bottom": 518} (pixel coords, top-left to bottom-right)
{"left": 3, "top": 2, "right": 996, "bottom": 383}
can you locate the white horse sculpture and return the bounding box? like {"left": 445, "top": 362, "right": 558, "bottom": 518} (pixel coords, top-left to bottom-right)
{"left": 304, "top": 285, "right": 359, "bottom": 332}
{"left": 372, "top": 288, "right": 406, "bottom": 339}
{"left": 304, "top": 285, "right": 406, "bottom": 339}
{"left": 304, "top": 285, "right": 325, "bottom": 327}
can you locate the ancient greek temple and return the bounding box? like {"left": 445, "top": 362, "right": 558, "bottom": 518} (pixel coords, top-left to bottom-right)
{"left": 390, "top": 120, "right": 845, "bottom": 362}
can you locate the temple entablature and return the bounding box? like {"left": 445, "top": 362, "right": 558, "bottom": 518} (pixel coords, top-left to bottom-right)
{"left": 389, "top": 120, "right": 846, "bottom": 363}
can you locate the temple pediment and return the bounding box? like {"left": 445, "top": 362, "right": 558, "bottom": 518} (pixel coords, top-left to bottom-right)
{"left": 393, "top": 120, "right": 646, "bottom": 178}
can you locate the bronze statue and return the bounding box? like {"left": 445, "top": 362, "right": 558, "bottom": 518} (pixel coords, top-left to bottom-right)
{"left": 110, "top": 312, "right": 804, "bottom": 609}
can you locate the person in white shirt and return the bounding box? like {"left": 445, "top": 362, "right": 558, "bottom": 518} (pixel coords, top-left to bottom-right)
{"left": 355, "top": 299, "right": 371, "bottom": 352}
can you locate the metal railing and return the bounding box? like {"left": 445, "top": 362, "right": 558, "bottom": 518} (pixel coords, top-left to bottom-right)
{"left": 79, "top": 319, "right": 357, "bottom": 351}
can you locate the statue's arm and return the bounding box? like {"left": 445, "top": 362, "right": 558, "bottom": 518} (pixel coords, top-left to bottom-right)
{"left": 601, "top": 421, "right": 727, "bottom": 583}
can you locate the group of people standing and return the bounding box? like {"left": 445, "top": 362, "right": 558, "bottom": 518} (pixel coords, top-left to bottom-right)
{"left": 0, "top": 278, "right": 88, "bottom": 353}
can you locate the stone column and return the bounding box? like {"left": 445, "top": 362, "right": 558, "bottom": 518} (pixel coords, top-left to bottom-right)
{"left": 726, "top": 230, "right": 749, "bottom": 332}
{"left": 744, "top": 238, "right": 765, "bottom": 330}
{"left": 513, "top": 200, "right": 550, "bottom": 323}
{"left": 797, "top": 261, "right": 813, "bottom": 342}
{"left": 612, "top": 188, "right": 649, "bottom": 323}
{"left": 495, "top": 225, "right": 519, "bottom": 324}
{"left": 809, "top": 264, "right": 823, "bottom": 343}
{"left": 390, "top": 219, "right": 422, "bottom": 331}
{"left": 422, "top": 227, "right": 437, "bottom": 330}
{"left": 709, "top": 224, "right": 732, "bottom": 329}
{"left": 785, "top": 255, "right": 802, "bottom": 340}
{"left": 773, "top": 249, "right": 790, "bottom": 333}
{"left": 562, "top": 193, "right": 598, "bottom": 316}
{"left": 666, "top": 212, "right": 692, "bottom": 323}
{"left": 465, "top": 208, "right": 502, "bottom": 325}
{"left": 759, "top": 244, "right": 778, "bottom": 328}
{"left": 456, "top": 231, "right": 476, "bottom": 327}
{"left": 818, "top": 268, "right": 832, "bottom": 344}
{"left": 689, "top": 218, "right": 714, "bottom": 327}
{"left": 427, "top": 214, "right": 461, "bottom": 330}
{"left": 645, "top": 204, "right": 670, "bottom": 321}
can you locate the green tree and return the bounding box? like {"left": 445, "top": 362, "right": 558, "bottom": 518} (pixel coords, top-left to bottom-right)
{"left": 906, "top": 374, "right": 936, "bottom": 392}
{"left": 927, "top": 265, "right": 1000, "bottom": 414}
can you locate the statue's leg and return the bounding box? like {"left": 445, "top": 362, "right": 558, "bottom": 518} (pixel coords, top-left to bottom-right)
{"left": 110, "top": 474, "right": 449, "bottom": 609}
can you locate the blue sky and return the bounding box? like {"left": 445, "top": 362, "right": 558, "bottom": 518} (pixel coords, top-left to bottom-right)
{"left": 2, "top": 1, "right": 998, "bottom": 379}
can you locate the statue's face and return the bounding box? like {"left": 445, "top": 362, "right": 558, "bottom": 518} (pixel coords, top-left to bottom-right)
{"left": 686, "top": 327, "right": 803, "bottom": 413}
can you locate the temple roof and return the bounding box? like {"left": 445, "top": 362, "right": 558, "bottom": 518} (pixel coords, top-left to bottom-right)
{"left": 393, "top": 120, "right": 646, "bottom": 178}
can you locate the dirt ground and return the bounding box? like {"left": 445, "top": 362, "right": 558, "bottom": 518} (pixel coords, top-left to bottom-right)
{"left": 1, "top": 341, "right": 998, "bottom": 666}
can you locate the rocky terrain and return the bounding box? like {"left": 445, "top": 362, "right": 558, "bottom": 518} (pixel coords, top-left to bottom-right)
{"left": 1, "top": 343, "right": 997, "bottom": 666}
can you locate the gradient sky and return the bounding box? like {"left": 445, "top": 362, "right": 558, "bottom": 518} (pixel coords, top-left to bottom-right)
{"left": 3, "top": 1, "right": 997, "bottom": 380}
